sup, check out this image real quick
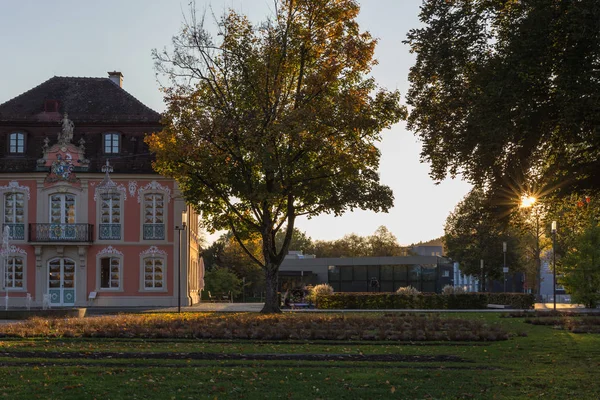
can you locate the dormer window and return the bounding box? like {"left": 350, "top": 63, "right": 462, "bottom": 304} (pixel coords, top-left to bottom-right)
{"left": 9, "top": 132, "right": 25, "bottom": 154}
{"left": 103, "top": 132, "right": 120, "bottom": 154}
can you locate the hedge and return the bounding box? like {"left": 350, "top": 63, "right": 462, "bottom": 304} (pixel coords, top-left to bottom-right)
{"left": 316, "top": 292, "right": 535, "bottom": 310}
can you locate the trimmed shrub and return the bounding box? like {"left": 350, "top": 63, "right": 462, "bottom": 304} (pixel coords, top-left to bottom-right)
{"left": 487, "top": 293, "right": 535, "bottom": 309}
{"left": 442, "top": 285, "right": 466, "bottom": 295}
{"left": 317, "top": 292, "right": 533, "bottom": 310}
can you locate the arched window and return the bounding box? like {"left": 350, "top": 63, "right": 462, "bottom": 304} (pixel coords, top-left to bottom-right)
{"left": 9, "top": 132, "right": 25, "bottom": 154}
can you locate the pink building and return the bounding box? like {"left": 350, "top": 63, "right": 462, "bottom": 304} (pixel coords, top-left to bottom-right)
{"left": 0, "top": 73, "right": 203, "bottom": 307}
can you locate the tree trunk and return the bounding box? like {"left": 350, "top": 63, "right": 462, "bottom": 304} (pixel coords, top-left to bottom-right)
{"left": 260, "top": 264, "right": 281, "bottom": 313}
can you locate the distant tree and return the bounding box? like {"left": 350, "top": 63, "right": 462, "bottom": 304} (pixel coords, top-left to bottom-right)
{"left": 560, "top": 222, "right": 600, "bottom": 308}
{"left": 547, "top": 194, "right": 600, "bottom": 307}
{"left": 204, "top": 267, "right": 242, "bottom": 298}
{"left": 311, "top": 226, "right": 403, "bottom": 258}
{"left": 368, "top": 226, "right": 404, "bottom": 256}
{"left": 444, "top": 188, "right": 520, "bottom": 288}
{"left": 275, "top": 228, "right": 313, "bottom": 255}
{"left": 405, "top": 0, "right": 600, "bottom": 197}
{"left": 220, "top": 234, "right": 265, "bottom": 296}
{"left": 149, "top": 0, "right": 405, "bottom": 313}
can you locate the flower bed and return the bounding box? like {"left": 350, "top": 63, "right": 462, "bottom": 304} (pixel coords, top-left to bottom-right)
{"left": 0, "top": 313, "right": 512, "bottom": 341}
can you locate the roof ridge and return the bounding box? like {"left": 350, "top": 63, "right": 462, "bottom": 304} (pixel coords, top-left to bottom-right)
{"left": 0, "top": 75, "right": 161, "bottom": 122}
{"left": 0, "top": 76, "right": 59, "bottom": 107}
{"left": 109, "top": 81, "right": 161, "bottom": 117}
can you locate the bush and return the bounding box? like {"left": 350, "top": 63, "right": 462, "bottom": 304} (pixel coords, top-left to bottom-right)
{"left": 442, "top": 285, "right": 466, "bottom": 295}
{"left": 486, "top": 293, "right": 535, "bottom": 309}
{"left": 317, "top": 292, "right": 534, "bottom": 310}
{"left": 306, "top": 283, "right": 334, "bottom": 304}
{"left": 396, "top": 286, "right": 420, "bottom": 295}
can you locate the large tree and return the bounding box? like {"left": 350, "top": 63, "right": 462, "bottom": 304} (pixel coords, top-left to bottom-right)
{"left": 149, "top": 0, "right": 405, "bottom": 312}
{"left": 444, "top": 188, "right": 522, "bottom": 290}
{"left": 405, "top": 0, "right": 600, "bottom": 197}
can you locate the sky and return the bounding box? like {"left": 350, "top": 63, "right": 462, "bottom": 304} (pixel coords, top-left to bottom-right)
{"left": 0, "top": 0, "right": 472, "bottom": 246}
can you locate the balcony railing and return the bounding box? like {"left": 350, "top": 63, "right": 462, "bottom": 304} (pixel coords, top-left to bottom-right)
{"left": 29, "top": 224, "right": 94, "bottom": 242}
{"left": 99, "top": 224, "right": 121, "bottom": 240}
{"left": 2, "top": 223, "right": 25, "bottom": 240}
{"left": 143, "top": 223, "right": 165, "bottom": 240}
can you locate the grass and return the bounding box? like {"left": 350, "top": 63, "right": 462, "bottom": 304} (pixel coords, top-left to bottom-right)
{"left": 0, "top": 312, "right": 599, "bottom": 399}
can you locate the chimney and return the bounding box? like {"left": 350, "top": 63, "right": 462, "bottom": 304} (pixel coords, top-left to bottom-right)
{"left": 108, "top": 71, "right": 124, "bottom": 88}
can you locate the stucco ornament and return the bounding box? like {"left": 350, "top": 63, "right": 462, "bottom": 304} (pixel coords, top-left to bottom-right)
{"left": 140, "top": 246, "right": 167, "bottom": 257}
{"left": 137, "top": 181, "right": 171, "bottom": 203}
{"left": 97, "top": 246, "right": 124, "bottom": 257}
{"left": 128, "top": 181, "right": 138, "bottom": 197}
{"left": 0, "top": 181, "right": 30, "bottom": 200}
{"left": 0, "top": 245, "right": 27, "bottom": 256}
{"left": 58, "top": 113, "right": 74, "bottom": 145}
{"left": 94, "top": 160, "right": 127, "bottom": 201}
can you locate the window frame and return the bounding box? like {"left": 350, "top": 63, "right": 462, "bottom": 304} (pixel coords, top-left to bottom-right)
{"left": 98, "top": 192, "right": 123, "bottom": 241}
{"left": 2, "top": 250, "right": 27, "bottom": 291}
{"left": 8, "top": 132, "right": 26, "bottom": 155}
{"left": 95, "top": 247, "right": 124, "bottom": 292}
{"left": 142, "top": 192, "right": 166, "bottom": 241}
{"left": 103, "top": 132, "right": 121, "bottom": 154}
{"left": 140, "top": 255, "right": 167, "bottom": 291}
{"left": 3, "top": 191, "right": 26, "bottom": 241}
{"left": 99, "top": 256, "right": 121, "bottom": 290}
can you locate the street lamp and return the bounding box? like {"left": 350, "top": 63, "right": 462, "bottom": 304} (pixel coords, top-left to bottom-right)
{"left": 503, "top": 242, "right": 507, "bottom": 292}
{"left": 520, "top": 194, "right": 542, "bottom": 301}
{"left": 175, "top": 209, "right": 188, "bottom": 313}
{"left": 551, "top": 220, "right": 557, "bottom": 311}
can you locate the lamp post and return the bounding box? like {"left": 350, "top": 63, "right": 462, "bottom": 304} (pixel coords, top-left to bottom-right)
{"left": 520, "top": 195, "right": 542, "bottom": 301}
{"left": 551, "top": 220, "right": 557, "bottom": 311}
{"left": 503, "top": 242, "right": 507, "bottom": 293}
{"left": 175, "top": 209, "right": 188, "bottom": 313}
{"left": 480, "top": 259, "right": 484, "bottom": 292}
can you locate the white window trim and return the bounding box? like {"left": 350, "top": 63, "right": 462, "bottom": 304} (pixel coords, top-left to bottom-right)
{"left": 0, "top": 246, "right": 27, "bottom": 291}
{"left": 139, "top": 246, "right": 167, "bottom": 292}
{"left": 2, "top": 190, "right": 28, "bottom": 242}
{"left": 140, "top": 191, "right": 167, "bottom": 242}
{"left": 96, "top": 246, "right": 124, "bottom": 292}
{"left": 96, "top": 191, "right": 125, "bottom": 242}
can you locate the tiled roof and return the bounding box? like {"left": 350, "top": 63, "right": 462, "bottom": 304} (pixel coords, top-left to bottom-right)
{"left": 0, "top": 76, "right": 161, "bottom": 123}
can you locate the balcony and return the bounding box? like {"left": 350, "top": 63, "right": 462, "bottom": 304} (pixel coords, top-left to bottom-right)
{"left": 29, "top": 224, "right": 94, "bottom": 243}
{"left": 143, "top": 223, "right": 165, "bottom": 240}
{"left": 2, "top": 223, "right": 25, "bottom": 241}
{"left": 99, "top": 224, "right": 121, "bottom": 240}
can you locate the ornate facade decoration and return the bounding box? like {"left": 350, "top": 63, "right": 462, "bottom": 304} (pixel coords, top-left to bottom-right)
{"left": 137, "top": 180, "right": 171, "bottom": 203}
{"left": 93, "top": 160, "right": 127, "bottom": 201}
{"left": 0, "top": 244, "right": 27, "bottom": 256}
{"left": 140, "top": 246, "right": 167, "bottom": 257}
{"left": 128, "top": 181, "right": 138, "bottom": 197}
{"left": 0, "top": 181, "right": 31, "bottom": 200}
{"left": 97, "top": 246, "right": 124, "bottom": 257}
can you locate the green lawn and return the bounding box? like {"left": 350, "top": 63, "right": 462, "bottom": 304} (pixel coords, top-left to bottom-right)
{"left": 0, "top": 312, "right": 598, "bottom": 399}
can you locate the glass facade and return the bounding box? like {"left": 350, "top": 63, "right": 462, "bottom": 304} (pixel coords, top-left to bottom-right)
{"left": 327, "top": 264, "right": 439, "bottom": 293}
